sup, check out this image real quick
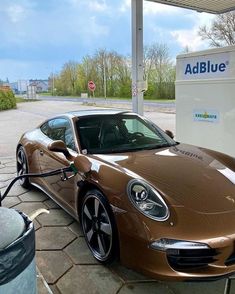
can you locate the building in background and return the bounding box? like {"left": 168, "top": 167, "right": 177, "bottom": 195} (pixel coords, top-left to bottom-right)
{"left": 29, "top": 79, "right": 49, "bottom": 93}
{"left": 7, "top": 79, "right": 49, "bottom": 94}
{"left": 10, "top": 82, "right": 18, "bottom": 93}
{"left": 17, "top": 80, "right": 30, "bottom": 94}
{"left": 0, "top": 79, "right": 11, "bottom": 92}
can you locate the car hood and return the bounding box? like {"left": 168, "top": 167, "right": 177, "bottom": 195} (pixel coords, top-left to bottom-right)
{"left": 94, "top": 144, "right": 235, "bottom": 214}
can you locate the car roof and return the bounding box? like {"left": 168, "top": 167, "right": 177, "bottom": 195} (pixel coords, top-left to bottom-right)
{"left": 67, "top": 109, "right": 131, "bottom": 118}
{"left": 38, "top": 109, "right": 137, "bottom": 127}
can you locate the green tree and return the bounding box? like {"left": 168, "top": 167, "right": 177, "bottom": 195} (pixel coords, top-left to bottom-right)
{"left": 53, "top": 46, "right": 175, "bottom": 99}
{"left": 144, "top": 43, "right": 175, "bottom": 99}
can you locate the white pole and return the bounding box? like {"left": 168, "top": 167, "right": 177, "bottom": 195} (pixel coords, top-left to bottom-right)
{"left": 131, "top": 0, "right": 144, "bottom": 115}
{"left": 103, "top": 56, "right": 107, "bottom": 99}
{"left": 52, "top": 72, "right": 55, "bottom": 96}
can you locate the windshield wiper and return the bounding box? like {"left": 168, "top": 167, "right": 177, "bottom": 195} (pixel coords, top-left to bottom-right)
{"left": 144, "top": 143, "right": 170, "bottom": 150}
{"left": 103, "top": 144, "right": 171, "bottom": 153}
{"left": 89, "top": 143, "right": 174, "bottom": 154}
{"left": 109, "top": 147, "right": 145, "bottom": 153}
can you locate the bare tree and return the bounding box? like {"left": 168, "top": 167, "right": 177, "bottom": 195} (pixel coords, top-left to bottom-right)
{"left": 198, "top": 12, "right": 235, "bottom": 47}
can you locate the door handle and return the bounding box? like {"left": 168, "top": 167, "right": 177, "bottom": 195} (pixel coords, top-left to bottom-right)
{"left": 39, "top": 150, "right": 44, "bottom": 156}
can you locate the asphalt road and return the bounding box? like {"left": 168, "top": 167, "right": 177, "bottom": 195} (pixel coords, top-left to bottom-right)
{"left": 0, "top": 100, "right": 175, "bottom": 157}
{"left": 38, "top": 95, "right": 176, "bottom": 109}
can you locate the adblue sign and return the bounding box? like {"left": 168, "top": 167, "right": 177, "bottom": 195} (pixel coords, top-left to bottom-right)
{"left": 185, "top": 60, "right": 227, "bottom": 75}
{"left": 177, "top": 51, "right": 231, "bottom": 80}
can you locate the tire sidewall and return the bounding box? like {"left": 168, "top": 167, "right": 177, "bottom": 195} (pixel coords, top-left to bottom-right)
{"left": 17, "top": 146, "right": 30, "bottom": 188}
{"left": 81, "top": 189, "right": 119, "bottom": 264}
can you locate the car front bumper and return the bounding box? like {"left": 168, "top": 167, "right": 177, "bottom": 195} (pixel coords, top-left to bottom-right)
{"left": 115, "top": 210, "right": 235, "bottom": 281}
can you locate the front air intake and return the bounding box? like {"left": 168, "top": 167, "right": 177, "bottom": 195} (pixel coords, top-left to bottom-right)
{"left": 167, "top": 248, "right": 218, "bottom": 271}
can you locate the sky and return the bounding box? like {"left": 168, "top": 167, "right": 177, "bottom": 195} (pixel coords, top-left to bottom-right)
{"left": 0, "top": 0, "right": 215, "bottom": 82}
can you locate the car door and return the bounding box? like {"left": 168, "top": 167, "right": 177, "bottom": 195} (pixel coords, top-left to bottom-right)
{"left": 38, "top": 117, "right": 78, "bottom": 215}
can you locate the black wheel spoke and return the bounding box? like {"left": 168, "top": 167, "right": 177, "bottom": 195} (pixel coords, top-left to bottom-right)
{"left": 22, "top": 162, "right": 26, "bottom": 171}
{"left": 84, "top": 204, "right": 92, "bottom": 220}
{"left": 17, "top": 155, "right": 23, "bottom": 165}
{"left": 94, "top": 198, "right": 100, "bottom": 217}
{"left": 97, "top": 234, "right": 106, "bottom": 256}
{"left": 100, "top": 222, "right": 111, "bottom": 236}
{"left": 86, "top": 228, "right": 94, "bottom": 242}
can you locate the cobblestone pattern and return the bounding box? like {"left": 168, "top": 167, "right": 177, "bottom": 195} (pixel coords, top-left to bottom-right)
{"left": 0, "top": 157, "right": 233, "bottom": 294}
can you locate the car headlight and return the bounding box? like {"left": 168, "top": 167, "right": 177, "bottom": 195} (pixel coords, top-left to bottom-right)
{"left": 127, "top": 179, "right": 169, "bottom": 221}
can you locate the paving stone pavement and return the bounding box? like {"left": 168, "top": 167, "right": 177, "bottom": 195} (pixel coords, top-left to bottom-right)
{"left": 0, "top": 156, "right": 235, "bottom": 294}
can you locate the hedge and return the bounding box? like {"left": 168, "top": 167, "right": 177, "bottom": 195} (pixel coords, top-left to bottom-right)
{"left": 0, "top": 90, "right": 16, "bottom": 111}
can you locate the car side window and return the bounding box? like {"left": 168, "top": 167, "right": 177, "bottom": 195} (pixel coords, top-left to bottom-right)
{"left": 40, "top": 122, "right": 50, "bottom": 136}
{"left": 40, "top": 118, "right": 76, "bottom": 151}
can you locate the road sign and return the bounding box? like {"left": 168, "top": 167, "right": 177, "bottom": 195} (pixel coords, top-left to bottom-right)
{"left": 88, "top": 81, "right": 96, "bottom": 92}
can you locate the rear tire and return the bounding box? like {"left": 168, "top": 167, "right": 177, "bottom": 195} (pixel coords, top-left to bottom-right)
{"left": 16, "top": 146, "right": 30, "bottom": 188}
{"left": 81, "top": 189, "right": 119, "bottom": 264}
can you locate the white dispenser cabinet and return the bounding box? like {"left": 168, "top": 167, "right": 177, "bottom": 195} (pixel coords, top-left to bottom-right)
{"left": 176, "top": 46, "right": 235, "bottom": 158}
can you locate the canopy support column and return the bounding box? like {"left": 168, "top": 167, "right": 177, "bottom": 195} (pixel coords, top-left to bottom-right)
{"left": 131, "top": 0, "right": 144, "bottom": 115}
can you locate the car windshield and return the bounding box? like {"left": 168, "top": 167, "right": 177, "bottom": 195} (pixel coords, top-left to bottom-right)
{"left": 76, "top": 114, "right": 177, "bottom": 154}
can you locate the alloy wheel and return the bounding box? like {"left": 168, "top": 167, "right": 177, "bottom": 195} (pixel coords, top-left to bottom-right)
{"left": 82, "top": 193, "right": 113, "bottom": 262}
{"left": 17, "top": 147, "right": 29, "bottom": 187}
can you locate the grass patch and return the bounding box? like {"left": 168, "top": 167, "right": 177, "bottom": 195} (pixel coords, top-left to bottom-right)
{"left": 96, "top": 97, "right": 175, "bottom": 103}
{"left": 16, "top": 97, "right": 39, "bottom": 103}
{"left": 38, "top": 92, "right": 52, "bottom": 96}
{"left": 38, "top": 94, "right": 175, "bottom": 103}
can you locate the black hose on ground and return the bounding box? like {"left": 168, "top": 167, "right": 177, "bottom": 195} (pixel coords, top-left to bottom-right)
{"left": 0, "top": 167, "right": 72, "bottom": 206}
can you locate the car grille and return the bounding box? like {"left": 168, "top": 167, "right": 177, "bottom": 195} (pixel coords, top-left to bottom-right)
{"left": 167, "top": 248, "right": 218, "bottom": 271}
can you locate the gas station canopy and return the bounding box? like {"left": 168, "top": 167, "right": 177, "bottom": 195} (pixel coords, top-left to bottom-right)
{"left": 147, "top": 0, "right": 235, "bottom": 14}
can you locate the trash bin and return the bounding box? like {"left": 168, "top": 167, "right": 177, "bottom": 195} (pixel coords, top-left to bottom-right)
{"left": 0, "top": 207, "right": 36, "bottom": 294}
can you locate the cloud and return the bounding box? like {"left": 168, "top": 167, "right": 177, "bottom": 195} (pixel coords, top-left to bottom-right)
{"left": 6, "top": 4, "right": 26, "bottom": 23}
{"left": 144, "top": 1, "right": 181, "bottom": 15}
{"left": 171, "top": 12, "right": 214, "bottom": 51}
{"left": 120, "top": 0, "right": 181, "bottom": 14}
{"left": 67, "top": 0, "right": 108, "bottom": 12}
{"left": 0, "top": 0, "right": 216, "bottom": 81}
{"left": 171, "top": 29, "right": 205, "bottom": 51}
{"left": 0, "top": 57, "right": 62, "bottom": 81}
{"left": 88, "top": 0, "right": 108, "bottom": 12}
{"left": 119, "top": 0, "right": 130, "bottom": 12}
{"left": 121, "top": 0, "right": 214, "bottom": 54}
{"left": 77, "top": 16, "right": 110, "bottom": 45}
{"left": 0, "top": 0, "right": 34, "bottom": 23}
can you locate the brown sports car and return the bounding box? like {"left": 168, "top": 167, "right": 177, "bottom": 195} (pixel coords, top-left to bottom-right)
{"left": 17, "top": 109, "right": 235, "bottom": 281}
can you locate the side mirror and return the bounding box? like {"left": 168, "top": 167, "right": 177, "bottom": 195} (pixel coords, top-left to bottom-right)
{"left": 165, "top": 130, "right": 174, "bottom": 139}
{"left": 74, "top": 155, "right": 91, "bottom": 174}
{"left": 48, "top": 140, "right": 70, "bottom": 157}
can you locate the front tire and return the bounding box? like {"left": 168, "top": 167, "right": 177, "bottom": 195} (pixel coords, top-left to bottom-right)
{"left": 16, "top": 146, "right": 30, "bottom": 188}
{"left": 81, "top": 189, "right": 119, "bottom": 264}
